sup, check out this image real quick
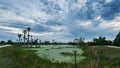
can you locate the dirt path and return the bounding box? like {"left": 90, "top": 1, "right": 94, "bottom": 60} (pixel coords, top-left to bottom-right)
{"left": 0, "top": 45, "right": 11, "bottom": 48}
{"left": 106, "top": 46, "right": 120, "bottom": 48}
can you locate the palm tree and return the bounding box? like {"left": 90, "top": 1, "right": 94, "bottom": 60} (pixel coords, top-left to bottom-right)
{"left": 23, "top": 30, "right": 27, "bottom": 47}
{"left": 26, "top": 27, "right": 31, "bottom": 46}
{"left": 36, "top": 39, "right": 38, "bottom": 48}
{"left": 18, "top": 34, "right": 22, "bottom": 46}
{"left": 53, "top": 40, "right": 55, "bottom": 44}
{"left": 30, "top": 35, "right": 33, "bottom": 47}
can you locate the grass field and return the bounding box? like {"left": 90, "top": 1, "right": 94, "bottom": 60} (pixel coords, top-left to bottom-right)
{"left": 79, "top": 46, "right": 120, "bottom": 68}
{"left": 0, "top": 45, "right": 120, "bottom": 68}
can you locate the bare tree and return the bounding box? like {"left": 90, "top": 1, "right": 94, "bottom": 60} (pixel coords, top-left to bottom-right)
{"left": 73, "top": 37, "right": 85, "bottom": 45}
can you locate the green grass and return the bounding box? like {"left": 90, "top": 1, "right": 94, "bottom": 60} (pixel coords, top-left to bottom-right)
{"left": 79, "top": 46, "right": 120, "bottom": 68}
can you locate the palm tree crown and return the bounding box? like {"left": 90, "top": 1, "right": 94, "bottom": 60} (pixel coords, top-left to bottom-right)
{"left": 26, "top": 27, "right": 31, "bottom": 32}
{"left": 18, "top": 34, "right": 22, "bottom": 38}
{"left": 23, "top": 30, "right": 27, "bottom": 34}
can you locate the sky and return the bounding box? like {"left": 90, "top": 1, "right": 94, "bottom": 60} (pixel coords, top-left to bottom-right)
{"left": 0, "top": 0, "right": 120, "bottom": 42}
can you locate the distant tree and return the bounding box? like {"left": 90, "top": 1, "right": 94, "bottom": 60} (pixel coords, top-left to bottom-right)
{"left": 79, "top": 37, "right": 85, "bottom": 45}
{"left": 0, "top": 40, "right": 6, "bottom": 44}
{"left": 52, "top": 40, "right": 55, "bottom": 44}
{"left": 87, "top": 42, "right": 93, "bottom": 46}
{"left": 23, "top": 30, "right": 27, "bottom": 46}
{"left": 93, "top": 36, "right": 112, "bottom": 45}
{"left": 39, "top": 40, "right": 41, "bottom": 44}
{"left": 35, "top": 39, "right": 38, "bottom": 47}
{"left": 54, "top": 42, "right": 57, "bottom": 44}
{"left": 44, "top": 41, "right": 50, "bottom": 45}
{"left": 105, "top": 40, "right": 112, "bottom": 45}
{"left": 26, "top": 27, "right": 31, "bottom": 45}
{"left": 113, "top": 32, "right": 120, "bottom": 46}
{"left": 7, "top": 40, "right": 13, "bottom": 44}
{"left": 30, "top": 35, "right": 33, "bottom": 47}
{"left": 32, "top": 39, "right": 38, "bottom": 45}
{"left": 73, "top": 37, "right": 85, "bottom": 45}
{"left": 93, "top": 37, "right": 105, "bottom": 45}
{"left": 18, "top": 34, "right": 22, "bottom": 45}
{"left": 68, "top": 42, "right": 77, "bottom": 45}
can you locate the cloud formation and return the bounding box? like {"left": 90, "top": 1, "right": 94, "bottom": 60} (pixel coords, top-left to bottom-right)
{"left": 0, "top": 0, "right": 120, "bottom": 42}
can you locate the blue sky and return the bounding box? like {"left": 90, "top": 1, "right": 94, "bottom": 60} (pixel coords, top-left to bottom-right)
{"left": 0, "top": 0, "right": 120, "bottom": 42}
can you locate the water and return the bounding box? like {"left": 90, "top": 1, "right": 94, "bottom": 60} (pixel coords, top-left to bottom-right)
{"left": 28, "top": 45, "right": 85, "bottom": 63}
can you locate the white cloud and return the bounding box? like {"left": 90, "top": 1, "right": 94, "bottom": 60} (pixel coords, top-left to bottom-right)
{"left": 0, "top": 9, "right": 35, "bottom": 24}
{"left": 97, "top": 15, "right": 120, "bottom": 32}
{"left": 105, "top": 0, "right": 112, "bottom": 3}
{"left": 0, "top": 0, "right": 87, "bottom": 25}
{"left": 0, "top": 25, "right": 68, "bottom": 38}
{"left": 49, "top": 25, "right": 67, "bottom": 31}
{"left": 78, "top": 21, "right": 93, "bottom": 28}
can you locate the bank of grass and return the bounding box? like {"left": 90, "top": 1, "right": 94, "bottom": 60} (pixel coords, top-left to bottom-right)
{"left": 79, "top": 46, "right": 120, "bottom": 68}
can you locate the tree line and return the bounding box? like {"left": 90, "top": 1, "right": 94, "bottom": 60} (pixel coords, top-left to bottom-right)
{"left": 1, "top": 27, "right": 120, "bottom": 46}
{"left": 69, "top": 31, "right": 120, "bottom": 46}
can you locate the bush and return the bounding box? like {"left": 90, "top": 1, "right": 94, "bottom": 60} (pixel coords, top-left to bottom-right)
{"left": 114, "top": 32, "right": 120, "bottom": 46}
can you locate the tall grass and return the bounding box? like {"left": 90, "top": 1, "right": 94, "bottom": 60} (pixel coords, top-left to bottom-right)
{"left": 79, "top": 46, "right": 120, "bottom": 68}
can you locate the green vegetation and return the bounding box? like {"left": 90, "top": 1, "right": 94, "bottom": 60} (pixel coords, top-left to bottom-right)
{"left": 114, "top": 32, "right": 120, "bottom": 46}
{"left": 0, "top": 45, "right": 120, "bottom": 68}
{"left": 0, "top": 45, "right": 40, "bottom": 68}
{"left": 87, "top": 36, "right": 112, "bottom": 46}
{"left": 79, "top": 46, "right": 120, "bottom": 68}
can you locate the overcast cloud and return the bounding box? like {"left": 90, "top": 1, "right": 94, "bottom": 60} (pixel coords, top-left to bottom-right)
{"left": 0, "top": 0, "right": 120, "bottom": 42}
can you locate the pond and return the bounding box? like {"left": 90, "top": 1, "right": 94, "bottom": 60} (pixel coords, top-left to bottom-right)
{"left": 27, "top": 45, "right": 85, "bottom": 64}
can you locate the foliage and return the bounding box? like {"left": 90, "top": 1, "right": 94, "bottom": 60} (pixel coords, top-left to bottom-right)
{"left": 44, "top": 41, "right": 50, "bottom": 45}
{"left": 113, "top": 32, "right": 120, "bottom": 46}
{"left": 93, "top": 36, "right": 112, "bottom": 45}
{"left": 87, "top": 36, "right": 112, "bottom": 45}
{"left": 7, "top": 40, "right": 13, "bottom": 44}
{"left": 0, "top": 41, "right": 6, "bottom": 45}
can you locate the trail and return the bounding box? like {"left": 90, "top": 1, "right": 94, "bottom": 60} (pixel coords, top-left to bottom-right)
{"left": 106, "top": 46, "right": 120, "bottom": 48}
{"left": 0, "top": 45, "right": 11, "bottom": 48}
